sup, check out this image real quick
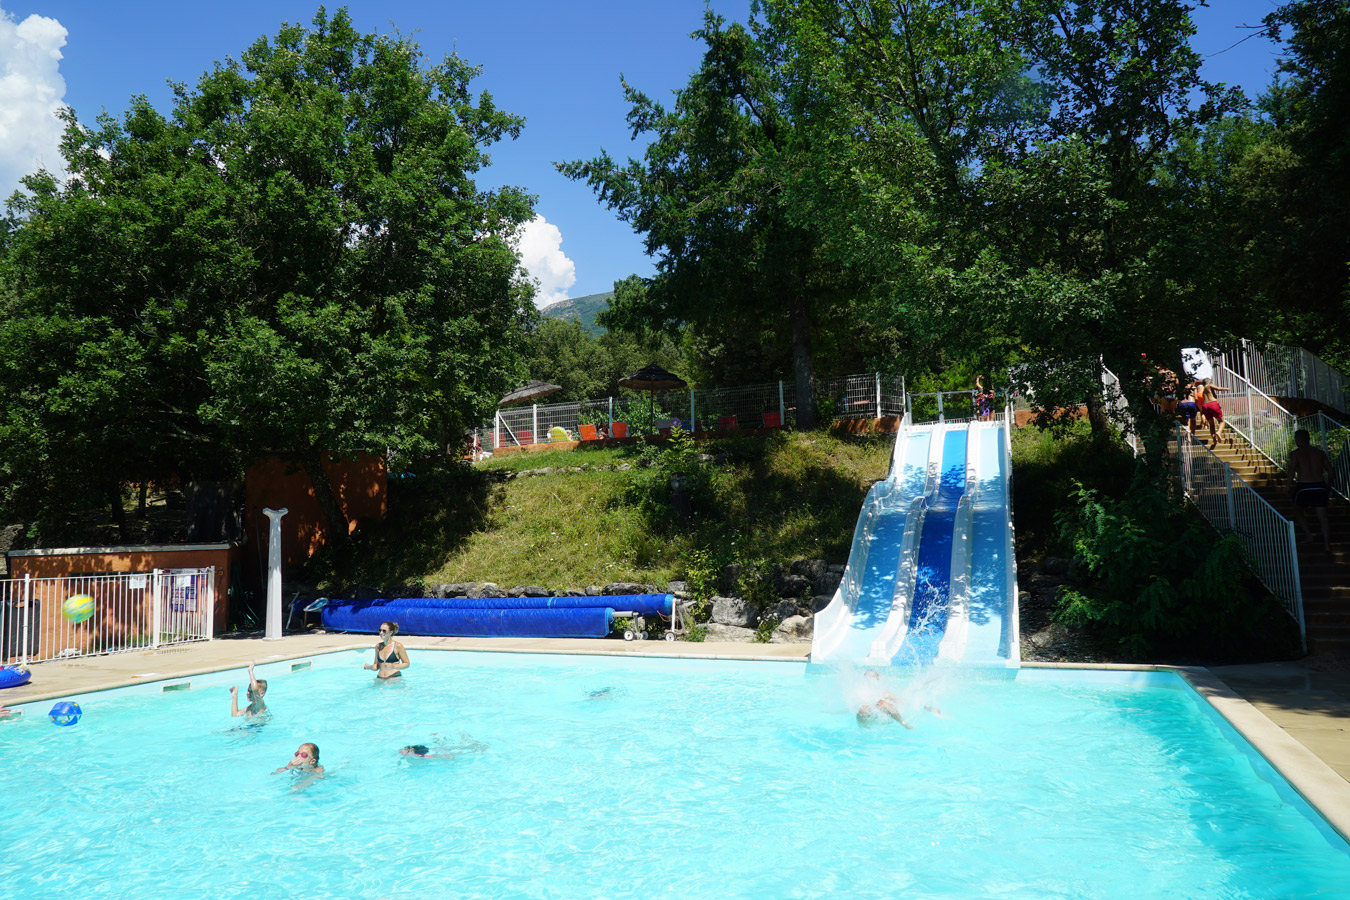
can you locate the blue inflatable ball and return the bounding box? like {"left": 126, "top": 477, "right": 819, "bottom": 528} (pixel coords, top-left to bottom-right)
{"left": 49, "top": 701, "right": 81, "bottom": 726}
{"left": 62, "top": 593, "right": 95, "bottom": 623}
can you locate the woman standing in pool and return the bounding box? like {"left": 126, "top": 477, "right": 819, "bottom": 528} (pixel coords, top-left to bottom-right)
{"left": 364, "top": 621, "right": 410, "bottom": 679}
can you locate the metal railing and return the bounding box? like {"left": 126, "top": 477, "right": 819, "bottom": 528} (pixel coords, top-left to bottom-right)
{"left": 1217, "top": 339, "right": 1348, "bottom": 414}
{"left": 0, "top": 568, "right": 215, "bottom": 665}
{"left": 1211, "top": 365, "right": 1298, "bottom": 469}
{"left": 1172, "top": 426, "right": 1305, "bottom": 649}
{"left": 485, "top": 372, "right": 908, "bottom": 449}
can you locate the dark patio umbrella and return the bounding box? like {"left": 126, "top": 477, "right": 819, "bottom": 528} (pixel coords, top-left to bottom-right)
{"left": 618, "top": 364, "right": 687, "bottom": 433}
{"left": 499, "top": 380, "right": 563, "bottom": 407}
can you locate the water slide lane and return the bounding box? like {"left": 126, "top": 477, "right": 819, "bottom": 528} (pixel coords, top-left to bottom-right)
{"left": 961, "top": 425, "right": 1016, "bottom": 665}
{"left": 820, "top": 429, "right": 933, "bottom": 661}
{"left": 896, "top": 427, "right": 968, "bottom": 665}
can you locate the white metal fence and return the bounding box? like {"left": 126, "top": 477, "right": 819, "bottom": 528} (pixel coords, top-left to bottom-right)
{"left": 1172, "top": 426, "right": 1305, "bottom": 649}
{"left": 1217, "top": 339, "right": 1348, "bottom": 414}
{"left": 485, "top": 372, "right": 908, "bottom": 449}
{"left": 0, "top": 568, "right": 215, "bottom": 665}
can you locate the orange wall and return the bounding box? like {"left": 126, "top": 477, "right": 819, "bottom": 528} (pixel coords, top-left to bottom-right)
{"left": 6, "top": 545, "right": 237, "bottom": 657}
{"left": 244, "top": 452, "right": 387, "bottom": 567}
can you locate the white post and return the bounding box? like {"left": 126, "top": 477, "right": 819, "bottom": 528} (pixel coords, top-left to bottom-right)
{"left": 19, "top": 574, "right": 30, "bottom": 665}
{"left": 778, "top": 380, "right": 785, "bottom": 423}
{"left": 690, "top": 389, "right": 695, "bottom": 432}
{"left": 608, "top": 396, "right": 614, "bottom": 430}
{"left": 151, "top": 568, "right": 163, "bottom": 649}
{"left": 531, "top": 404, "right": 538, "bottom": 445}
{"left": 938, "top": 392, "right": 945, "bottom": 423}
{"left": 875, "top": 373, "right": 882, "bottom": 419}
{"left": 204, "top": 566, "right": 216, "bottom": 640}
{"left": 262, "top": 507, "right": 288, "bottom": 640}
{"left": 494, "top": 411, "right": 501, "bottom": 450}
{"left": 1223, "top": 468, "right": 1237, "bottom": 531}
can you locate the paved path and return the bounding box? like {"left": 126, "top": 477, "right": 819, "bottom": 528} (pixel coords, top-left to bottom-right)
{"left": 4, "top": 636, "right": 1350, "bottom": 839}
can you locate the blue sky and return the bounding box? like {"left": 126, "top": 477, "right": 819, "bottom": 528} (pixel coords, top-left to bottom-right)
{"left": 0, "top": 1, "right": 1289, "bottom": 305}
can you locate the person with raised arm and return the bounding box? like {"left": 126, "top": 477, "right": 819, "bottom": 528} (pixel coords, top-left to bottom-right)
{"left": 229, "top": 661, "right": 269, "bottom": 717}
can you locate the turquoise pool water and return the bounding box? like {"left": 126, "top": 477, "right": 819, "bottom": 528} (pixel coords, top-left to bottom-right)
{"left": 2, "top": 652, "right": 1347, "bottom": 899}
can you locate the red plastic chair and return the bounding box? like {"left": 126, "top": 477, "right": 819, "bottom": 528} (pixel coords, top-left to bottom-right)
{"left": 762, "top": 412, "right": 782, "bottom": 428}
{"left": 610, "top": 422, "right": 629, "bottom": 439}
{"left": 515, "top": 430, "right": 533, "bottom": 446}
{"left": 579, "top": 424, "right": 599, "bottom": 441}
{"left": 718, "top": 415, "right": 738, "bottom": 432}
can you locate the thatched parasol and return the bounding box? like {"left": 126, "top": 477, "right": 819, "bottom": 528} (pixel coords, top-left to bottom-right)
{"left": 618, "top": 364, "right": 687, "bottom": 433}
{"left": 499, "top": 380, "right": 563, "bottom": 407}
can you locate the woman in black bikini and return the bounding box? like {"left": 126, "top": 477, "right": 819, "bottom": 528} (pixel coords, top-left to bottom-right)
{"left": 364, "top": 621, "right": 410, "bottom": 679}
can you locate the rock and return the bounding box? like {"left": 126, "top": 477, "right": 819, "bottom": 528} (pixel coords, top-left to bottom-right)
{"left": 827, "top": 563, "right": 846, "bottom": 575}
{"left": 585, "top": 586, "right": 603, "bottom": 597}
{"left": 774, "top": 574, "right": 812, "bottom": 598}
{"left": 562, "top": 588, "right": 589, "bottom": 596}
{"left": 774, "top": 598, "right": 802, "bottom": 621}
{"left": 711, "top": 596, "right": 756, "bottom": 627}
{"left": 771, "top": 615, "right": 814, "bottom": 643}
{"left": 718, "top": 563, "right": 742, "bottom": 595}
{"left": 616, "top": 463, "right": 632, "bottom": 471}
{"left": 813, "top": 571, "right": 844, "bottom": 596}
{"left": 790, "top": 559, "right": 827, "bottom": 581}
{"left": 509, "top": 585, "right": 552, "bottom": 597}
{"left": 1027, "top": 573, "right": 1066, "bottom": 593}
{"left": 703, "top": 623, "right": 756, "bottom": 642}
{"left": 666, "top": 580, "right": 690, "bottom": 596}
{"left": 442, "top": 583, "right": 471, "bottom": 598}
{"left": 812, "top": 594, "right": 833, "bottom": 613}
{"left": 1042, "top": 556, "right": 1070, "bottom": 576}
{"left": 477, "top": 583, "right": 507, "bottom": 599}
{"left": 604, "top": 582, "right": 655, "bottom": 596}
{"left": 354, "top": 586, "right": 386, "bottom": 601}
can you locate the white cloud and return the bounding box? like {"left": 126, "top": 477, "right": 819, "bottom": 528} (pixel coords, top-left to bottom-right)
{"left": 0, "top": 5, "right": 68, "bottom": 199}
{"left": 516, "top": 215, "right": 577, "bottom": 309}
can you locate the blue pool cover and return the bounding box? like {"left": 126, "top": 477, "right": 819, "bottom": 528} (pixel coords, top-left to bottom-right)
{"left": 321, "top": 594, "right": 673, "bottom": 638}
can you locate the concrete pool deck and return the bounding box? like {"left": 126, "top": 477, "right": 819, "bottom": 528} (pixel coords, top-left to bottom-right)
{"left": 3, "top": 636, "right": 1350, "bottom": 840}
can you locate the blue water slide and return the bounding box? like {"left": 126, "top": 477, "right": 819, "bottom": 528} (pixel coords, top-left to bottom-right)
{"left": 811, "top": 425, "right": 935, "bottom": 662}
{"left": 812, "top": 418, "right": 1019, "bottom": 668}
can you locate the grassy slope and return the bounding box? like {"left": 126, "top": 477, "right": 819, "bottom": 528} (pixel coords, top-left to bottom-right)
{"left": 313, "top": 431, "right": 894, "bottom": 591}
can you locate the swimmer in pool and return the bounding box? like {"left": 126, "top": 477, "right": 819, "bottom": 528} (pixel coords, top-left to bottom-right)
{"left": 273, "top": 741, "right": 325, "bottom": 778}
{"left": 364, "top": 621, "right": 410, "bottom": 679}
{"left": 856, "top": 670, "right": 942, "bottom": 728}
{"left": 400, "top": 733, "right": 486, "bottom": 759}
{"left": 229, "top": 661, "right": 269, "bottom": 717}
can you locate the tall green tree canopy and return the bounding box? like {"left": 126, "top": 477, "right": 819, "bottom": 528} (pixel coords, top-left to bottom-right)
{"left": 0, "top": 7, "right": 535, "bottom": 540}
{"left": 560, "top": 13, "right": 876, "bottom": 427}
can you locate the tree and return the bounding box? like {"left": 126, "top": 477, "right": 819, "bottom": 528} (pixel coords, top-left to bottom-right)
{"left": 522, "top": 315, "right": 683, "bottom": 402}
{"left": 0, "top": 8, "right": 535, "bottom": 542}
{"left": 560, "top": 13, "right": 872, "bottom": 428}
{"left": 769, "top": 0, "right": 1246, "bottom": 438}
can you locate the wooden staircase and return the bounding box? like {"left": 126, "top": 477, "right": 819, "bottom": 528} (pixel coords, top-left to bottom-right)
{"left": 1201, "top": 432, "right": 1350, "bottom": 656}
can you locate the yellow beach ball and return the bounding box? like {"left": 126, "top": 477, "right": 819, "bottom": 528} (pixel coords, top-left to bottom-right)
{"left": 62, "top": 594, "right": 95, "bottom": 624}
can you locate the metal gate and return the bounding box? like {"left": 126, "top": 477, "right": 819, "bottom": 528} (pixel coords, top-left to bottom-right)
{"left": 0, "top": 568, "right": 215, "bottom": 665}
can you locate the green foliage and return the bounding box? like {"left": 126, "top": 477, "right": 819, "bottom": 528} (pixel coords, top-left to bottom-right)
{"left": 0, "top": 8, "right": 534, "bottom": 537}
{"left": 522, "top": 316, "right": 684, "bottom": 404}
{"left": 753, "top": 614, "right": 779, "bottom": 644}
{"left": 1053, "top": 475, "right": 1293, "bottom": 658}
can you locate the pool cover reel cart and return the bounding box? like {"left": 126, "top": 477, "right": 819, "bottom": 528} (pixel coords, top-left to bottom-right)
{"left": 618, "top": 596, "right": 685, "bottom": 642}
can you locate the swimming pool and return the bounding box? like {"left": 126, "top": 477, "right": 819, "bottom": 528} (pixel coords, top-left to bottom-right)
{"left": 2, "top": 651, "right": 1347, "bottom": 899}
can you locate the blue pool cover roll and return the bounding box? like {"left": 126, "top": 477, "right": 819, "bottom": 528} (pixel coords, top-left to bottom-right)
{"left": 340, "top": 594, "right": 673, "bottom": 616}
{"left": 323, "top": 603, "right": 615, "bottom": 638}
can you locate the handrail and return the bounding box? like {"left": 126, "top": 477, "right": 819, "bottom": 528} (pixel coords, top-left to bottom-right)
{"left": 1173, "top": 424, "right": 1306, "bottom": 650}
{"left": 1219, "top": 339, "right": 1348, "bottom": 415}
{"left": 1212, "top": 364, "right": 1297, "bottom": 470}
